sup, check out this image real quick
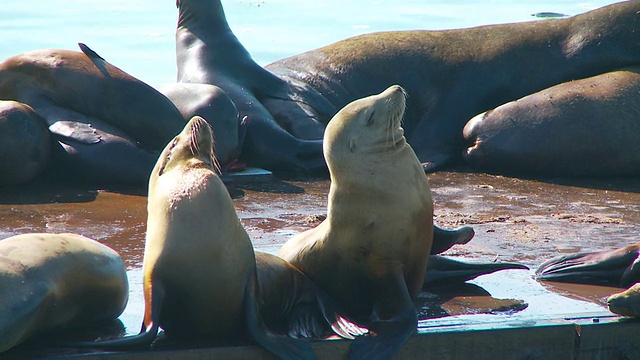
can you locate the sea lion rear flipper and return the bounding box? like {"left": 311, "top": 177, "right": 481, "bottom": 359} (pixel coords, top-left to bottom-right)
{"left": 423, "top": 255, "right": 529, "bottom": 288}
{"left": 431, "top": 225, "right": 475, "bottom": 255}
{"left": 307, "top": 286, "right": 369, "bottom": 340}
{"left": 349, "top": 271, "right": 417, "bottom": 359}
{"left": 535, "top": 245, "right": 640, "bottom": 286}
{"left": 244, "top": 274, "right": 317, "bottom": 360}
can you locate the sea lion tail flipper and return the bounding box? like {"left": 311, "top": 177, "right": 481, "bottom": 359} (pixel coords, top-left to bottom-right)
{"left": 349, "top": 271, "right": 416, "bottom": 359}
{"left": 423, "top": 255, "right": 529, "bottom": 288}
{"left": 78, "top": 43, "right": 105, "bottom": 61}
{"left": 430, "top": 225, "right": 475, "bottom": 255}
{"left": 244, "top": 274, "right": 317, "bottom": 360}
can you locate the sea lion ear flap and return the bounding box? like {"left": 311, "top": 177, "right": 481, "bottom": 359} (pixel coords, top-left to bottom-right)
{"left": 349, "top": 138, "right": 357, "bottom": 153}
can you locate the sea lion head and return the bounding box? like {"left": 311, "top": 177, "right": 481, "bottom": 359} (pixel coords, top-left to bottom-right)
{"left": 153, "top": 115, "right": 218, "bottom": 178}
{"left": 608, "top": 283, "right": 640, "bottom": 317}
{"left": 324, "top": 85, "right": 407, "bottom": 170}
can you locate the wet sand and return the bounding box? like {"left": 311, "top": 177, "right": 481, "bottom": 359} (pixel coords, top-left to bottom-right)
{"left": 2, "top": 169, "right": 639, "bottom": 358}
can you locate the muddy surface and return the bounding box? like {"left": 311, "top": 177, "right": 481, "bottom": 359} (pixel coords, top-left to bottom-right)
{"left": 2, "top": 170, "right": 640, "bottom": 356}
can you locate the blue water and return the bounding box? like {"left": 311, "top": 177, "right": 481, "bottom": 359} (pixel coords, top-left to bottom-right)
{"left": 0, "top": 0, "right": 619, "bottom": 87}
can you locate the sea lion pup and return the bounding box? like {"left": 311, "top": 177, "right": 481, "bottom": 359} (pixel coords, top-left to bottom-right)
{"left": 535, "top": 243, "right": 640, "bottom": 288}
{"left": 608, "top": 283, "right": 640, "bottom": 317}
{"left": 0, "top": 43, "right": 186, "bottom": 185}
{"left": 76, "top": 116, "right": 361, "bottom": 358}
{"left": 0, "top": 233, "right": 128, "bottom": 353}
{"left": 279, "top": 85, "right": 433, "bottom": 359}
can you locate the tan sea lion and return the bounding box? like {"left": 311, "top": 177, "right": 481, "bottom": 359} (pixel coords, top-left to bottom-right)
{"left": 279, "top": 85, "right": 433, "bottom": 358}
{"left": 0, "top": 233, "right": 128, "bottom": 353}
{"left": 0, "top": 101, "right": 50, "bottom": 185}
{"left": 608, "top": 283, "right": 640, "bottom": 317}
{"left": 76, "top": 116, "right": 362, "bottom": 358}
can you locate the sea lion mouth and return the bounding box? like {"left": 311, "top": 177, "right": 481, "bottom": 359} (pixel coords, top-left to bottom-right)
{"left": 158, "top": 116, "right": 219, "bottom": 176}
{"left": 187, "top": 116, "right": 220, "bottom": 174}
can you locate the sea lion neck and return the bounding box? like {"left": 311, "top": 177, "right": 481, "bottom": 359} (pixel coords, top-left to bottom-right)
{"left": 176, "top": 0, "right": 230, "bottom": 33}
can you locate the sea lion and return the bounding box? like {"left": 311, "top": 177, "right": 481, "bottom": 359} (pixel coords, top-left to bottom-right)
{"left": 156, "top": 82, "right": 240, "bottom": 171}
{"left": 535, "top": 243, "right": 640, "bottom": 288}
{"left": 0, "top": 233, "right": 128, "bottom": 353}
{"left": 463, "top": 66, "right": 640, "bottom": 177}
{"left": 607, "top": 283, "right": 640, "bottom": 317}
{"left": 174, "top": 0, "right": 640, "bottom": 176}
{"left": 536, "top": 243, "right": 640, "bottom": 318}
{"left": 175, "top": 0, "right": 332, "bottom": 176}
{"left": 0, "top": 43, "right": 186, "bottom": 185}
{"left": 279, "top": 85, "right": 433, "bottom": 359}
{"left": 0, "top": 101, "right": 50, "bottom": 185}
{"left": 78, "top": 116, "right": 361, "bottom": 358}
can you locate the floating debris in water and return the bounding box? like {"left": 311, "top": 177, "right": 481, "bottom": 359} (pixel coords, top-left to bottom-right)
{"left": 532, "top": 12, "right": 568, "bottom": 18}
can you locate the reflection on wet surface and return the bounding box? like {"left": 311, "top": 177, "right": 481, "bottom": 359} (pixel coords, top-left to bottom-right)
{"left": 2, "top": 171, "right": 640, "bottom": 354}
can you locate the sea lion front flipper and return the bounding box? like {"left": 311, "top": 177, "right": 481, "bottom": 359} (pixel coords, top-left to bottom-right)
{"left": 348, "top": 271, "right": 417, "bottom": 360}
{"left": 243, "top": 273, "right": 317, "bottom": 360}
{"left": 49, "top": 121, "right": 101, "bottom": 144}
{"left": 423, "top": 255, "right": 529, "bottom": 288}
{"left": 430, "top": 225, "right": 475, "bottom": 255}
{"left": 24, "top": 95, "right": 102, "bottom": 144}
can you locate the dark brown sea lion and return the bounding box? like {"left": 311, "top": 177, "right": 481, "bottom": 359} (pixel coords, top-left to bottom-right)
{"left": 463, "top": 66, "right": 640, "bottom": 177}
{"left": 279, "top": 85, "right": 433, "bottom": 359}
{"left": 175, "top": 0, "right": 332, "bottom": 176}
{"left": 0, "top": 43, "right": 186, "bottom": 185}
{"left": 0, "top": 233, "right": 128, "bottom": 354}
{"left": 536, "top": 243, "right": 640, "bottom": 318}
{"left": 0, "top": 101, "right": 50, "bottom": 185}
{"left": 175, "top": 0, "right": 640, "bottom": 175}
{"left": 536, "top": 243, "right": 640, "bottom": 288}
{"left": 156, "top": 82, "right": 241, "bottom": 171}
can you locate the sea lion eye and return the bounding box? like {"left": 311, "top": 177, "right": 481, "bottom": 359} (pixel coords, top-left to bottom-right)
{"left": 365, "top": 111, "right": 375, "bottom": 126}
